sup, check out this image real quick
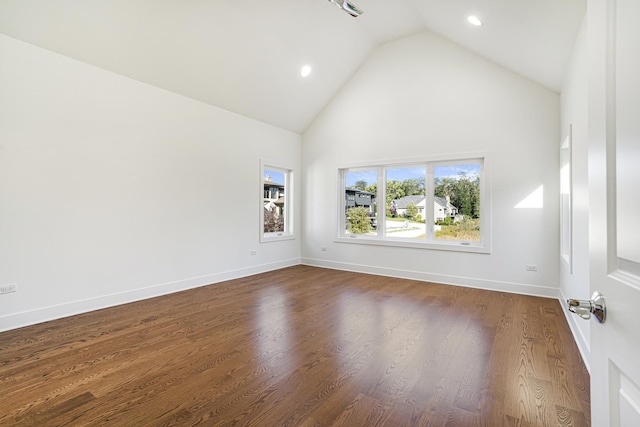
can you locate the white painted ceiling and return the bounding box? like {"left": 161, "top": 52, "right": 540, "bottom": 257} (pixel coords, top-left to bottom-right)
{"left": 0, "top": 0, "right": 586, "bottom": 133}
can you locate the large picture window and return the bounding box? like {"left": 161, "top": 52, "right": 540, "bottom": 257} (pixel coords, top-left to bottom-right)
{"left": 338, "top": 156, "right": 489, "bottom": 253}
{"left": 261, "top": 162, "right": 294, "bottom": 242}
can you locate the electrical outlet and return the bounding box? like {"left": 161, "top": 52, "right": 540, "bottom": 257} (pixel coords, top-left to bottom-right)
{"left": 0, "top": 283, "right": 17, "bottom": 294}
{"left": 320, "top": 246, "right": 327, "bottom": 252}
{"left": 526, "top": 265, "right": 538, "bottom": 272}
{"left": 250, "top": 250, "right": 257, "bottom": 256}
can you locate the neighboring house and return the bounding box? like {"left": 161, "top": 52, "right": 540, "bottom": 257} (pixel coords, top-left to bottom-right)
{"left": 392, "top": 195, "right": 426, "bottom": 218}
{"left": 392, "top": 195, "right": 459, "bottom": 222}
{"left": 434, "top": 196, "right": 459, "bottom": 222}
{"left": 264, "top": 176, "right": 284, "bottom": 216}
{"left": 345, "top": 187, "right": 377, "bottom": 228}
{"left": 345, "top": 188, "right": 376, "bottom": 213}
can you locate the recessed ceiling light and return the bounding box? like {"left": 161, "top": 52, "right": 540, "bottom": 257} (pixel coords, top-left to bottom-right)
{"left": 467, "top": 15, "right": 483, "bottom": 26}
{"left": 300, "top": 65, "right": 312, "bottom": 77}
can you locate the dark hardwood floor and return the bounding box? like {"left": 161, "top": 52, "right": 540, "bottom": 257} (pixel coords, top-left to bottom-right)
{"left": 0, "top": 265, "right": 590, "bottom": 426}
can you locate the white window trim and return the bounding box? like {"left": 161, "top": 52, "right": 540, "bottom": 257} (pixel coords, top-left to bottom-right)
{"left": 260, "top": 160, "right": 295, "bottom": 243}
{"left": 336, "top": 153, "right": 492, "bottom": 254}
{"left": 560, "top": 127, "right": 573, "bottom": 272}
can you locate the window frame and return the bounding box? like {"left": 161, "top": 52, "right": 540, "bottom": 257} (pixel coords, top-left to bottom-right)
{"left": 336, "top": 154, "right": 491, "bottom": 254}
{"left": 260, "top": 160, "right": 295, "bottom": 243}
{"left": 560, "top": 128, "right": 573, "bottom": 272}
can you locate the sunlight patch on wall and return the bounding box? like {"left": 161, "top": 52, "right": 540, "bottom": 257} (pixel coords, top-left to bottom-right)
{"left": 515, "top": 185, "right": 544, "bottom": 209}
{"left": 561, "top": 164, "right": 570, "bottom": 195}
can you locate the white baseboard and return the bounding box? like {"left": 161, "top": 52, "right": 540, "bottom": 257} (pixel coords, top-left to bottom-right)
{"left": 558, "top": 288, "right": 591, "bottom": 373}
{"left": 302, "top": 257, "right": 559, "bottom": 298}
{"left": 0, "top": 258, "right": 301, "bottom": 333}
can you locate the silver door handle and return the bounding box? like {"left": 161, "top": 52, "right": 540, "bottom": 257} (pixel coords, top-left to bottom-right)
{"left": 567, "top": 291, "right": 606, "bottom": 323}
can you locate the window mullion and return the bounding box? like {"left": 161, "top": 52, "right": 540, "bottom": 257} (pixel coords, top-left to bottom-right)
{"left": 377, "top": 166, "right": 385, "bottom": 237}
{"left": 339, "top": 169, "right": 346, "bottom": 235}
{"left": 426, "top": 164, "right": 435, "bottom": 240}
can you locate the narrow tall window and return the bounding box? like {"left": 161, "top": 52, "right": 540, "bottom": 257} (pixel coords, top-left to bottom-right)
{"left": 261, "top": 162, "right": 294, "bottom": 242}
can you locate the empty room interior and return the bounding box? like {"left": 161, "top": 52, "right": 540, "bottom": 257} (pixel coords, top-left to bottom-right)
{"left": 2, "top": 0, "right": 639, "bottom": 426}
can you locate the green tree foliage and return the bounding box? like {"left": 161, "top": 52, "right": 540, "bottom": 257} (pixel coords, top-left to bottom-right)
{"left": 471, "top": 183, "right": 480, "bottom": 218}
{"left": 435, "top": 177, "right": 456, "bottom": 199}
{"left": 365, "top": 183, "right": 377, "bottom": 194}
{"left": 434, "top": 173, "right": 480, "bottom": 218}
{"left": 346, "top": 206, "right": 373, "bottom": 234}
{"left": 385, "top": 180, "right": 405, "bottom": 206}
{"left": 405, "top": 202, "right": 419, "bottom": 220}
{"left": 354, "top": 180, "right": 368, "bottom": 191}
{"left": 401, "top": 178, "right": 425, "bottom": 197}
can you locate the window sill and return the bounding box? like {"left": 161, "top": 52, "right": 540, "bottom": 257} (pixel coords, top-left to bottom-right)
{"left": 334, "top": 235, "right": 490, "bottom": 254}
{"left": 261, "top": 233, "right": 296, "bottom": 243}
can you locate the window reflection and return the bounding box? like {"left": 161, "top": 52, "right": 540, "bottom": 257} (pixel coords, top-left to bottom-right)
{"left": 254, "top": 288, "right": 291, "bottom": 366}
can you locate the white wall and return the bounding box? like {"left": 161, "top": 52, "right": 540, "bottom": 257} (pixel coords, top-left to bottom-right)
{"left": 560, "top": 17, "right": 590, "bottom": 370}
{"left": 0, "top": 34, "right": 301, "bottom": 331}
{"left": 302, "top": 30, "right": 561, "bottom": 296}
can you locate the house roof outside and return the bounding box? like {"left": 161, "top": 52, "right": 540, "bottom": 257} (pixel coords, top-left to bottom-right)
{"left": 264, "top": 180, "right": 284, "bottom": 188}
{"left": 346, "top": 187, "right": 376, "bottom": 197}
{"left": 435, "top": 196, "right": 456, "bottom": 209}
{"left": 393, "top": 195, "right": 425, "bottom": 209}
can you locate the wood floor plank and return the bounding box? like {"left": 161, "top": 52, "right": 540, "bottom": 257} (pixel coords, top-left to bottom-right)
{"left": 332, "top": 393, "right": 387, "bottom": 427}
{"left": 0, "top": 266, "right": 590, "bottom": 426}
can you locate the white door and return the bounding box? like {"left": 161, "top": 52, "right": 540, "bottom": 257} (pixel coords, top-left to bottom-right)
{"left": 588, "top": 0, "right": 640, "bottom": 425}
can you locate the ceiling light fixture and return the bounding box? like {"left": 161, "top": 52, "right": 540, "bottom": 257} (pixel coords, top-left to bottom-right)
{"left": 328, "top": 0, "right": 363, "bottom": 17}
{"left": 467, "top": 15, "right": 483, "bottom": 26}
{"left": 300, "top": 65, "right": 312, "bottom": 77}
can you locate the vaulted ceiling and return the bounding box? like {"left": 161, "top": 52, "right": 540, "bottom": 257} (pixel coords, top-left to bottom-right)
{"left": 0, "top": 0, "right": 586, "bottom": 133}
